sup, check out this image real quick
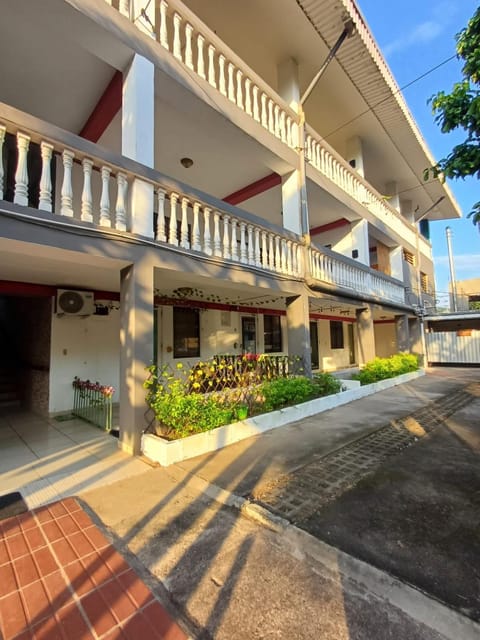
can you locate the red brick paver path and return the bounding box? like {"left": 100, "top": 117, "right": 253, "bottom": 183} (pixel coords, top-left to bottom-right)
{"left": 0, "top": 498, "right": 188, "bottom": 640}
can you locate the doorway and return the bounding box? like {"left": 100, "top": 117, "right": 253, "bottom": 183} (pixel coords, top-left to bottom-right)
{"left": 241, "top": 317, "right": 256, "bottom": 354}
{"left": 310, "top": 321, "right": 319, "bottom": 369}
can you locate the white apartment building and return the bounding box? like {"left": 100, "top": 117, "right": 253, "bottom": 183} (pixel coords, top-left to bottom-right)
{"left": 0, "top": 0, "right": 460, "bottom": 454}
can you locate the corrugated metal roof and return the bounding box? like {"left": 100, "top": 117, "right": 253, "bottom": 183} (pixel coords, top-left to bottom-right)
{"left": 296, "top": 0, "right": 461, "bottom": 220}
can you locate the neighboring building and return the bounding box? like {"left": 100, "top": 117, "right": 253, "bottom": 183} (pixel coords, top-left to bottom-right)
{"left": 454, "top": 278, "right": 480, "bottom": 312}
{"left": 0, "top": 0, "right": 461, "bottom": 453}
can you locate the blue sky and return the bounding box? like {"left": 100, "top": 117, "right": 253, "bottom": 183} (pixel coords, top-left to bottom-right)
{"left": 357, "top": 0, "right": 479, "bottom": 306}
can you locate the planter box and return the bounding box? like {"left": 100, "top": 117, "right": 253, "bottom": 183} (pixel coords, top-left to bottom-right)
{"left": 141, "top": 369, "right": 424, "bottom": 466}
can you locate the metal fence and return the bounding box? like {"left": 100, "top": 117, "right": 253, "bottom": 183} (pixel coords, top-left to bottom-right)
{"left": 72, "top": 377, "right": 114, "bottom": 431}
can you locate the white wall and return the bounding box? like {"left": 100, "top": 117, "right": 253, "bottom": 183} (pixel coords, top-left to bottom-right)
{"left": 49, "top": 308, "right": 120, "bottom": 413}
{"left": 374, "top": 322, "right": 397, "bottom": 358}
{"left": 157, "top": 306, "right": 287, "bottom": 366}
{"left": 314, "top": 319, "right": 354, "bottom": 371}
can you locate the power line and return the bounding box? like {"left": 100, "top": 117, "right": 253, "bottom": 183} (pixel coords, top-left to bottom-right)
{"left": 323, "top": 54, "right": 457, "bottom": 141}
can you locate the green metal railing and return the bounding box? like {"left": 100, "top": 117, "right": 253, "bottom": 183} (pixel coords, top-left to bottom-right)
{"left": 72, "top": 377, "right": 114, "bottom": 431}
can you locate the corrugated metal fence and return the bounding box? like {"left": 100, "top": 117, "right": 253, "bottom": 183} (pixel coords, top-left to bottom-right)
{"left": 426, "top": 330, "right": 480, "bottom": 365}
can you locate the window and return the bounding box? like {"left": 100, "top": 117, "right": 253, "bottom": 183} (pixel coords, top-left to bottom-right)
{"left": 330, "top": 321, "right": 344, "bottom": 350}
{"left": 420, "top": 272, "right": 428, "bottom": 293}
{"left": 263, "top": 315, "right": 282, "bottom": 353}
{"left": 403, "top": 249, "right": 415, "bottom": 266}
{"left": 173, "top": 307, "right": 200, "bottom": 358}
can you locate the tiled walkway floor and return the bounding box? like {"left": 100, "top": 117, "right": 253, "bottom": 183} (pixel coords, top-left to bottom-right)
{"left": 0, "top": 498, "right": 188, "bottom": 639}
{"left": 0, "top": 410, "right": 148, "bottom": 508}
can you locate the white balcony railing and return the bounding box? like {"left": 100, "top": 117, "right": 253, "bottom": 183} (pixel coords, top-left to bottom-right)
{"left": 104, "top": 0, "right": 431, "bottom": 260}
{"left": 309, "top": 246, "right": 406, "bottom": 305}
{"left": 105, "top": 0, "right": 298, "bottom": 151}
{"left": 0, "top": 104, "right": 303, "bottom": 281}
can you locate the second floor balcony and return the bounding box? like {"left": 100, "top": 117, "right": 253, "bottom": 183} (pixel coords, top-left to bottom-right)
{"left": 0, "top": 101, "right": 409, "bottom": 309}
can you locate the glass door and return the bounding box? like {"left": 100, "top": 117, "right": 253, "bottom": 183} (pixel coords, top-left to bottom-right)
{"left": 241, "top": 317, "right": 257, "bottom": 354}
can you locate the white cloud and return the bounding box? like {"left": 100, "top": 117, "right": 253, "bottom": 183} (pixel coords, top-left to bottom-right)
{"left": 383, "top": 20, "right": 445, "bottom": 58}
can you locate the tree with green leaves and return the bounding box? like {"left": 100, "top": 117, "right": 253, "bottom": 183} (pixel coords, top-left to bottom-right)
{"left": 427, "top": 6, "right": 480, "bottom": 225}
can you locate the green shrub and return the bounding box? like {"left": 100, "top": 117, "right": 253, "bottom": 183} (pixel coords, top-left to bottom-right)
{"left": 149, "top": 379, "right": 235, "bottom": 439}
{"left": 353, "top": 352, "right": 419, "bottom": 385}
{"left": 312, "top": 373, "right": 342, "bottom": 397}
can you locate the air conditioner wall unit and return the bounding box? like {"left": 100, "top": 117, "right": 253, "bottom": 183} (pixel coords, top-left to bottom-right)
{"left": 57, "top": 290, "right": 95, "bottom": 316}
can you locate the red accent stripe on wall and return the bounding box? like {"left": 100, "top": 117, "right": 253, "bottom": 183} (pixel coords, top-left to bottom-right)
{"left": 0, "top": 280, "right": 57, "bottom": 297}
{"left": 310, "top": 218, "right": 350, "bottom": 236}
{"left": 373, "top": 319, "right": 395, "bottom": 324}
{"left": 223, "top": 173, "right": 281, "bottom": 205}
{"left": 79, "top": 71, "right": 122, "bottom": 143}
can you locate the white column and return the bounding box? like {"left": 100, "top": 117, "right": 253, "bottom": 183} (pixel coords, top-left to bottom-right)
{"left": 401, "top": 199, "right": 414, "bottom": 224}
{"left": 159, "top": 0, "right": 169, "bottom": 50}
{"left": 169, "top": 192, "right": 179, "bottom": 245}
{"left": 277, "top": 58, "right": 300, "bottom": 112}
{"left": 346, "top": 136, "right": 365, "bottom": 177}
{"left": 213, "top": 211, "right": 222, "bottom": 256}
{"left": 14, "top": 133, "right": 30, "bottom": 207}
{"left": 222, "top": 215, "right": 231, "bottom": 259}
{"left": 180, "top": 197, "right": 190, "bottom": 249}
{"left": 281, "top": 170, "right": 302, "bottom": 235}
{"left": 123, "top": 54, "right": 155, "bottom": 238}
{"left": 39, "top": 142, "right": 54, "bottom": 212}
{"left": 203, "top": 206, "right": 212, "bottom": 255}
{"left": 192, "top": 202, "right": 201, "bottom": 251}
{"left": 350, "top": 219, "right": 369, "bottom": 265}
{"left": 156, "top": 188, "right": 167, "bottom": 241}
{"left": 385, "top": 181, "right": 400, "bottom": 212}
{"left": 239, "top": 222, "right": 247, "bottom": 264}
{"left": 390, "top": 245, "right": 404, "bottom": 282}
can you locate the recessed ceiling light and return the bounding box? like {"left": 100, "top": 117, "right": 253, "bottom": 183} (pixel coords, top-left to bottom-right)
{"left": 180, "top": 157, "right": 193, "bottom": 168}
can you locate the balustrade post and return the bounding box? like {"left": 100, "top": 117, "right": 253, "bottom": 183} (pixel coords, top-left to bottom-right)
{"left": 268, "top": 100, "right": 274, "bottom": 133}
{"left": 60, "top": 149, "right": 74, "bottom": 217}
{"left": 281, "top": 239, "right": 288, "bottom": 273}
{"left": 239, "top": 222, "right": 247, "bottom": 263}
{"left": 0, "top": 126, "right": 5, "bottom": 199}
{"left": 275, "top": 236, "right": 281, "bottom": 271}
{"left": 236, "top": 70, "right": 243, "bottom": 109}
{"left": 169, "top": 192, "right": 179, "bottom": 245}
{"left": 287, "top": 241, "right": 293, "bottom": 274}
{"left": 231, "top": 219, "right": 238, "bottom": 261}
{"left": 185, "top": 24, "right": 194, "bottom": 70}
{"left": 159, "top": 0, "right": 169, "bottom": 50}
{"left": 254, "top": 228, "right": 261, "bottom": 267}
{"left": 156, "top": 188, "right": 167, "bottom": 241}
{"left": 203, "top": 206, "right": 212, "bottom": 255}
{"left": 245, "top": 78, "right": 252, "bottom": 115}
{"left": 222, "top": 215, "right": 231, "bottom": 259}
{"left": 213, "top": 211, "right": 222, "bottom": 256}
{"left": 252, "top": 86, "right": 260, "bottom": 122}
{"left": 81, "top": 158, "right": 94, "bottom": 222}
{"left": 218, "top": 55, "right": 227, "bottom": 96}
{"left": 192, "top": 201, "right": 201, "bottom": 251}
{"left": 261, "top": 231, "right": 268, "bottom": 269}
{"left": 280, "top": 112, "right": 286, "bottom": 143}
{"left": 227, "top": 63, "right": 235, "bottom": 102}
{"left": 115, "top": 172, "right": 128, "bottom": 231}
{"left": 14, "top": 133, "right": 30, "bottom": 207}
{"left": 39, "top": 142, "right": 54, "bottom": 212}
{"left": 173, "top": 13, "right": 182, "bottom": 61}
{"left": 197, "top": 34, "right": 206, "bottom": 78}
{"left": 247, "top": 225, "right": 254, "bottom": 264}
{"left": 261, "top": 94, "right": 268, "bottom": 128}
{"left": 180, "top": 197, "right": 190, "bottom": 249}
{"left": 100, "top": 166, "right": 112, "bottom": 227}
{"left": 207, "top": 45, "right": 216, "bottom": 87}
{"left": 268, "top": 233, "right": 275, "bottom": 270}
{"left": 274, "top": 105, "right": 280, "bottom": 137}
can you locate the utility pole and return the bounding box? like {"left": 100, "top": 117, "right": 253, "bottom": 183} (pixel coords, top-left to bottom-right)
{"left": 445, "top": 226, "right": 457, "bottom": 312}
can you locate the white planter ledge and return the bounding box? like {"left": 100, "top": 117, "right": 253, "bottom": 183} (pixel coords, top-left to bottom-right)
{"left": 141, "top": 369, "right": 424, "bottom": 466}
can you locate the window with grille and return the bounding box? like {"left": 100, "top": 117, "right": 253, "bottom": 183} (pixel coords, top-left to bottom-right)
{"left": 173, "top": 307, "right": 200, "bottom": 358}
{"left": 403, "top": 250, "right": 415, "bottom": 266}
{"left": 263, "top": 315, "right": 282, "bottom": 353}
{"left": 330, "top": 321, "right": 344, "bottom": 350}
{"left": 420, "top": 272, "right": 428, "bottom": 293}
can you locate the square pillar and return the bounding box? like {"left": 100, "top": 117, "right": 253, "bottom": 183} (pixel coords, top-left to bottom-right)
{"left": 351, "top": 219, "right": 369, "bottom": 265}
{"left": 395, "top": 314, "right": 409, "bottom": 352}
{"left": 356, "top": 305, "right": 376, "bottom": 365}
{"left": 385, "top": 181, "right": 400, "bottom": 212}
{"left": 409, "top": 317, "right": 425, "bottom": 365}
{"left": 123, "top": 54, "right": 155, "bottom": 238}
{"left": 286, "top": 294, "right": 312, "bottom": 376}
{"left": 281, "top": 170, "right": 302, "bottom": 235}
{"left": 346, "top": 136, "right": 365, "bottom": 177}
{"left": 119, "top": 260, "right": 154, "bottom": 455}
